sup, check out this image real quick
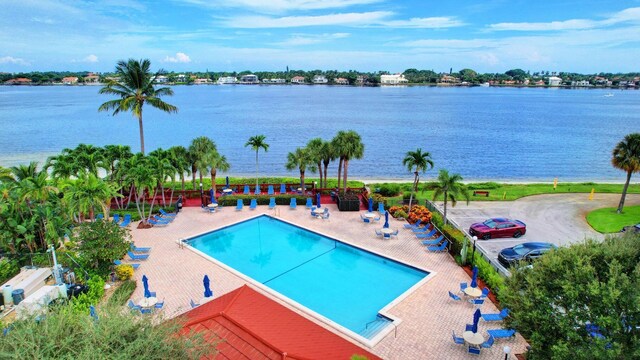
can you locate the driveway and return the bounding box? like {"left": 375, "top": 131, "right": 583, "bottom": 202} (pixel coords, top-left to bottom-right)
{"left": 434, "top": 193, "right": 640, "bottom": 270}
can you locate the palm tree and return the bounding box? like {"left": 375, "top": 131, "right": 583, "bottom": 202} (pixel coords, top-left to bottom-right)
{"left": 128, "top": 158, "right": 157, "bottom": 225}
{"left": 10, "top": 162, "right": 40, "bottom": 181}
{"left": 332, "top": 130, "right": 364, "bottom": 193}
{"left": 167, "top": 145, "right": 191, "bottom": 202}
{"left": 306, "top": 138, "right": 324, "bottom": 188}
{"left": 285, "top": 147, "right": 317, "bottom": 191}
{"left": 319, "top": 141, "right": 335, "bottom": 188}
{"left": 189, "top": 137, "right": 217, "bottom": 190}
{"left": 209, "top": 152, "right": 230, "bottom": 197}
{"left": 431, "top": 169, "right": 470, "bottom": 225}
{"left": 402, "top": 148, "right": 434, "bottom": 209}
{"left": 98, "top": 59, "right": 178, "bottom": 154}
{"left": 612, "top": 133, "right": 640, "bottom": 213}
{"left": 102, "top": 145, "right": 133, "bottom": 181}
{"left": 148, "top": 149, "right": 175, "bottom": 207}
{"left": 245, "top": 135, "right": 269, "bottom": 188}
{"left": 62, "top": 173, "right": 120, "bottom": 221}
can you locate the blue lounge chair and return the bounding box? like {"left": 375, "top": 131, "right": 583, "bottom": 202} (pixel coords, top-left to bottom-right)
{"left": 119, "top": 214, "right": 131, "bottom": 227}
{"left": 403, "top": 219, "right": 422, "bottom": 229}
{"left": 289, "top": 198, "right": 297, "bottom": 209}
{"left": 280, "top": 184, "right": 286, "bottom": 194}
{"left": 415, "top": 229, "right": 438, "bottom": 238}
{"left": 152, "top": 215, "right": 172, "bottom": 223}
{"left": 412, "top": 223, "right": 433, "bottom": 233}
{"left": 249, "top": 199, "right": 257, "bottom": 210}
{"left": 452, "top": 330, "right": 465, "bottom": 345}
{"left": 114, "top": 259, "right": 139, "bottom": 269}
{"left": 113, "top": 214, "right": 120, "bottom": 224}
{"left": 479, "top": 288, "right": 490, "bottom": 298}
{"left": 127, "top": 251, "right": 149, "bottom": 261}
{"left": 148, "top": 219, "right": 168, "bottom": 227}
{"left": 254, "top": 185, "right": 261, "bottom": 195}
{"left": 448, "top": 291, "right": 461, "bottom": 301}
{"left": 468, "top": 298, "right": 485, "bottom": 307}
{"left": 421, "top": 235, "right": 444, "bottom": 246}
{"left": 375, "top": 229, "right": 383, "bottom": 236}
{"left": 487, "top": 329, "right": 516, "bottom": 339}
{"left": 268, "top": 197, "right": 276, "bottom": 209}
{"left": 131, "top": 244, "right": 151, "bottom": 253}
{"left": 268, "top": 185, "right": 274, "bottom": 195}
{"left": 96, "top": 214, "right": 104, "bottom": 221}
{"left": 482, "top": 309, "right": 509, "bottom": 322}
{"left": 243, "top": 185, "right": 250, "bottom": 195}
{"left": 140, "top": 308, "right": 152, "bottom": 314}
{"left": 482, "top": 335, "right": 495, "bottom": 348}
{"left": 378, "top": 202, "right": 385, "bottom": 214}
{"left": 426, "top": 240, "right": 448, "bottom": 252}
{"left": 155, "top": 299, "right": 165, "bottom": 309}
{"left": 128, "top": 300, "right": 141, "bottom": 311}
{"left": 468, "top": 346, "right": 481, "bottom": 355}
{"left": 460, "top": 282, "right": 468, "bottom": 293}
{"left": 159, "top": 209, "right": 176, "bottom": 218}
{"left": 190, "top": 299, "right": 200, "bottom": 308}
{"left": 236, "top": 199, "right": 243, "bottom": 211}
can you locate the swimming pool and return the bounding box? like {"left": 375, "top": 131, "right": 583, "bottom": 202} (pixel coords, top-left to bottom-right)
{"left": 186, "top": 215, "right": 429, "bottom": 340}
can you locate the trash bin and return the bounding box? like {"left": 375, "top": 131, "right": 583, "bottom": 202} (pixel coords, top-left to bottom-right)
{"left": 12, "top": 289, "right": 25, "bottom": 305}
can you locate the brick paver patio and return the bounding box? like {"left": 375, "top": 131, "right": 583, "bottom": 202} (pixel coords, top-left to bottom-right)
{"left": 127, "top": 204, "right": 528, "bottom": 359}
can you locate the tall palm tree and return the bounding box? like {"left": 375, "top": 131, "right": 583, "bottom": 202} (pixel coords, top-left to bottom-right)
{"left": 306, "top": 138, "right": 324, "bottom": 188}
{"left": 332, "top": 130, "right": 364, "bottom": 193}
{"left": 612, "top": 133, "right": 640, "bottom": 213}
{"left": 431, "top": 169, "right": 470, "bottom": 225}
{"left": 189, "top": 137, "right": 217, "bottom": 190}
{"left": 98, "top": 59, "right": 178, "bottom": 154}
{"left": 402, "top": 148, "right": 434, "bottom": 209}
{"left": 10, "top": 162, "right": 40, "bottom": 181}
{"left": 209, "top": 152, "right": 230, "bottom": 197}
{"left": 285, "top": 147, "right": 317, "bottom": 191}
{"left": 62, "top": 173, "right": 120, "bottom": 221}
{"left": 102, "top": 145, "right": 133, "bottom": 181}
{"left": 319, "top": 141, "right": 335, "bottom": 188}
{"left": 128, "top": 158, "right": 157, "bottom": 225}
{"left": 148, "top": 149, "right": 175, "bottom": 207}
{"left": 167, "top": 145, "right": 191, "bottom": 199}
{"left": 245, "top": 135, "right": 269, "bottom": 188}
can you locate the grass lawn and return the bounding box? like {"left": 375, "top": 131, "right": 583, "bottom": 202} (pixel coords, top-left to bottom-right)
{"left": 586, "top": 205, "right": 640, "bottom": 233}
{"left": 374, "top": 182, "right": 640, "bottom": 204}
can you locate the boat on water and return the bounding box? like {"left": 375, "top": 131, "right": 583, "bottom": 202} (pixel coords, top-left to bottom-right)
{"left": 604, "top": 93, "right": 614, "bottom": 97}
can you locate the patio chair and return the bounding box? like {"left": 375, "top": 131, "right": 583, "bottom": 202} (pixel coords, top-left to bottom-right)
{"left": 268, "top": 197, "right": 276, "bottom": 209}
{"left": 482, "top": 308, "right": 509, "bottom": 322}
{"left": 148, "top": 291, "right": 156, "bottom": 298}
{"left": 254, "top": 185, "right": 261, "bottom": 195}
{"left": 469, "top": 298, "right": 485, "bottom": 307}
{"left": 375, "top": 229, "right": 383, "bottom": 237}
{"left": 305, "top": 198, "right": 313, "bottom": 208}
{"left": 236, "top": 199, "right": 243, "bottom": 211}
{"left": 152, "top": 215, "right": 172, "bottom": 223}
{"left": 465, "top": 324, "right": 475, "bottom": 332}
{"left": 426, "top": 240, "right": 448, "bottom": 252}
{"left": 412, "top": 223, "right": 433, "bottom": 233}
{"left": 159, "top": 209, "right": 177, "bottom": 218}
{"left": 415, "top": 229, "right": 438, "bottom": 238}
{"left": 290, "top": 198, "right": 297, "bottom": 209}
{"left": 321, "top": 212, "right": 330, "bottom": 220}
{"left": 452, "top": 330, "right": 465, "bottom": 345}
{"left": 114, "top": 260, "right": 140, "bottom": 269}
{"left": 119, "top": 214, "right": 131, "bottom": 227}
{"left": 391, "top": 229, "right": 399, "bottom": 236}
{"left": 378, "top": 202, "right": 385, "bottom": 214}
{"left": 96, "top": 214, "right": 104, "bottom": 221}
{"left": 131, "top": 244, "right": 151, "bottom": 253}
{"left": 249, "top": 199, "right": 257, "bottom": 210}
{"left": 280, "top": 184, "right": 286, "bottom": 194}
{"left": 127, "top": 251, "right": 149, "bottom": 261}
{"left": 403, "top": 219, "right": 422, "bottom": 229}
{"left": 268, "top": 185, "right": 274, "bottom": 195}
{"left": 140, "top": 308, "right": 152, "bottom": 314}
{"left": 373, "top": 216, "right": 381, "bottom": 222}
{"left": 481, "top": 335, "right": 495, "bottom": 348}
{"left": 360, "top": 214, "right": 371, "bottom": 223}
{"left": 383, "top": 232, "right": 391, "bottom": 239}
{"left": 190, "top": 299, "right": 200, "bottom": 308}
{"left": 479, "top": 288, "right": 490, "bottom": 298}
{"left": 448, "top": 291, "right": 461, "bottom": 301}
{"left": 148, "top": 219, "right": 168, "bottom": 227}
{"left": 468, "top": 346, "right": 481, "bottom": 355}
{"left": 127, "top": 300, "right": 141, "bottom": 311}
{"left": 460, "top": 282, "right": 468, "bottom": 293}
{"left": 421, "top": 235, "right": 444, "bottom": 246}
{"left": 486, "top": 329, "right": 516, "bottom": 339}
{"left": 113, "top": 214, "right": 121, "bottom": 224}
{"left": 243, "top": 185, "right": 250, "bottom": 195}
{"left": 155, "top": 299, "right": 165, "bottom": 309}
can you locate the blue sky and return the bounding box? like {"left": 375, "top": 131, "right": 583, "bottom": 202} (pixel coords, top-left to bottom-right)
{"left": 1, "top": 0, "right": 640, "bottom": 73}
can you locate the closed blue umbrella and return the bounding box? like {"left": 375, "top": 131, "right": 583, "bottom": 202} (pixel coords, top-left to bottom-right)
{"left": 209, "top": 188, "right": 214, "bottom": 203}
{"left": 472, "top": 308, "right": 482, "bottom": 333}
{"left": 203, "top": 275, "right": 213, "bottom": 298}
{"left": 225, "top": 176, "right": 230, "bottom": 188}
{"left": 316, "top": 193, "right": 321, "bottom": 208}
{"left": 383, "top": 211, "right": 390, "bottom": 228}
{"left": 470, "top": 266, "right": 478, "bottom": 288}
{"left": 142, "top": 275, "right": 150, "bottom": 298}
{"left": 368, "top": 197, "right": 373, "bottom": 212}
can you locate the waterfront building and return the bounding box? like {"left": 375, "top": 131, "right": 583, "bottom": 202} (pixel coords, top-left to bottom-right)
{"left": 334, "top": 77, "right": 349, "bottom": 85}
{"left": 176, "top": 74, "right": 187, "bottom": 83}
{"left": 570, "top": 80, "right": 591, "bottom": 87}
{"left": 548, "top": 76, "right": 562, "bottom": 86}
{"left": 240, "top": 74, "right": 259, "bottom": 84}
{"left": 312, "top": 75, "right": 328, "bottom": 84}
{"left": 155, "top": 75, "right": 168, "bottom": 84}
{"left": 193, "top": 78, "right": 211, "bottom": 84}
{"left": 291, "top": 76, "right": 305, "bottom": 84}
{"left": 62, "top": 76, "right": 78, "bottom": 85}
{"left": 84, "top": 73, "right": 100, "bottom": 83}
{"left": 4, "top": 78, "right": 32, "bottom": 85}
{"left": 216, "top": 76, "right": 237, "bottom": 84}
{"left": 438, "top": 74, "right": 459, "bottom": 84}
{"left": 381, "top": 73, "right": 408, "bottom": 85}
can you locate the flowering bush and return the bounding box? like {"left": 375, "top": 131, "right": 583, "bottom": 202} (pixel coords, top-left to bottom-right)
{"left": 407, "top": 205, "right": 432, "bottom": 224}
{"left": 394, "top": 210, "right": 408, "bottom": 219}
{"left": 115, "top": 264, "right": 134, "bottom": 281}
{"left": 388, "top": 205, "right": 409, "bottom": 217}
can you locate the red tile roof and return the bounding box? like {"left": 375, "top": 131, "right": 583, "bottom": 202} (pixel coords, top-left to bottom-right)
{"left": 180, "top": 285, "right": 381, "bottom": 360}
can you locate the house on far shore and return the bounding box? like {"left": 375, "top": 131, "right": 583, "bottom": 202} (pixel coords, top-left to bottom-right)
{"left": 290, "top": 76, "right": 305, "bottom": 84}
{"left": 176, "top": 74, "right": 187, "bottom": 83}
{"left": 216, "top": 76, "right": 237, "bottom": 84}
{"left": 381, "top": 73, "right": 408, "bottom": 85}
{"left": 438, "top": 74, "right": 460, "bottom": 85}
{"left": 62, "top": 76, "right": 78, "bottom": 85}
{"left": 534, "top": 80, "right": 546, "bottom": 86}
{"left": 571, "top": 80, "right": 591, "bottom": 87}
{"left": 155, "top": 75, "right": 168, "bottom": 84}
{"left": 334, "top": 77, "right": 349, "bottom": 85}
{"left": 312, "top": 75, "right": 328, "bottom": 84}
{"left": 84, "top": 73, "right": 100, "bottom": 83}
{"left": 240, "top": 74, "right": 259, "bottom": 84}
{"left": 193, "top": 78, "right": 211, "bottom": 85}
{"left": 548, "top": 76, "right": 562, "bottom": 86}
{"left": 356, "top": 75, "right": 370, "bottom": 86}
{"left": 262, "top": 78, "right": 286, "bottom": 84}
{"left": 4, "top": 78, "right": 32, "bottom": 85}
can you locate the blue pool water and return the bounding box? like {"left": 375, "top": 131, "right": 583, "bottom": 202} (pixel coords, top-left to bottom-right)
{"left": 187, "top": 215, "right": 428, "bottom": 337}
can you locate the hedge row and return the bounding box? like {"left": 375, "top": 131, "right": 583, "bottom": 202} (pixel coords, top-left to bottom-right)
{"left": 216, "top": 194, "right": 311, "bottom": 207}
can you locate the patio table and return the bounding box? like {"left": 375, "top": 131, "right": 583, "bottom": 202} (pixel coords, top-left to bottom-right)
{"left": 380, "top": 228, "right": 395, "bottom": 235}
{"left": 463, "top": 287, "right": 482, "bottom": 297}
{"left": 138, "top": 297, "right": 157, "bottom": 308}
{"left": 463, "top": 331, "right": 485, "bottom": 346}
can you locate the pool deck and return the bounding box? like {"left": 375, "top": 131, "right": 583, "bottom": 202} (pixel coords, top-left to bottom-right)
{"left": 128, "top": 205, "right": 529, "bottom": 359}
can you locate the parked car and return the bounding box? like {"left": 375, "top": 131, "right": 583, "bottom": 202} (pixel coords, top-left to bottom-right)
{"left": 469, "top": 218, "right": 526, "bottom": 240}
{"left": 498, "top": 242, "right": 557, "bottom": 268}
{"left": 620, "top": 223, "right": 640, "bottom": 234}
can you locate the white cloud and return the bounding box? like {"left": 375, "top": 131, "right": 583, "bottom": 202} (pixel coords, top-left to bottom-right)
{"left": 489, "top": 6, "right": 640, "bottom": 31}
{"left": 163, "top": 52, "right": 192, "bottom": 63}
{"left": 274, "top": 32, "right": 350, "bottom": 46}
{"left": 383, "top": 17, "right": 464, "bottom": 29}
{"left": 0, "top": 56, "right": 30, "bottom": 66}
{"left": 84, "top": 54, "right": 99, "bottom": 62}
{"left": 182, "top": 0, "right": 381, "bottom": 12}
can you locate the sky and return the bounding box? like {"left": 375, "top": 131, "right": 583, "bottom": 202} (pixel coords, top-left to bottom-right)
{"left": 1, "top": 0, "right": 640, "bottom": 73}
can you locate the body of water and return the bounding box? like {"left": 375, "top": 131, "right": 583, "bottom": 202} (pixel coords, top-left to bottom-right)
{"left": 0, "top": 85, "right": 638, "bottom": 181}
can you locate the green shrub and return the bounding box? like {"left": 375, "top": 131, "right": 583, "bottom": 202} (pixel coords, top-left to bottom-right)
{"left": 73, "top": 220, "right": 131, "bottom": 276}
{"left": 466, "top": 182, "right": 501, "bottom": 190}
{"left": 374, "top": 183, "right": 401, "bottom": 197}
{"left": 107, "top": 280, "right": 136, "bottom": 306}
{"left": 370, "top": 193, "right": 387, "bottom": 209}
{"left": 0, "top": 258, "right": 19, "bottom": 285}
{"left": 71, "top": 275, "right": 105, "bottom": 312}
{"left": 394, "top": 210, "right": 408, "bottom": 219}
{"left": 115, "top": 264, "right": 134, "bottom": 281}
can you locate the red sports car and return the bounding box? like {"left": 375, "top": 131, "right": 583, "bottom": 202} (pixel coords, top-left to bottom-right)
{"left": 469, "top": 218, "right": 526, "bottom": 240}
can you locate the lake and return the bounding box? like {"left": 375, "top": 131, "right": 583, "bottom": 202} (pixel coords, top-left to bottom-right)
{"left": 0, "top": 85, "right": 638, "bottom": 182}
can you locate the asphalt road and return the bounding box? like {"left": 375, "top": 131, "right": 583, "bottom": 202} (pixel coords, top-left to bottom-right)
{"left": 433, "top": 193, "right": 640, "bottom": 271}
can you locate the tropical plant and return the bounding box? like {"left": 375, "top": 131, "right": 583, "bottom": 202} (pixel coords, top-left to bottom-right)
{"left": 306, "top": 138, "right": 324, "bottom": 188}
{"left": 209, "top": 152, "right": 230, "bottom": 198}
{"left": 167, "top": 145, "right": 191, "bottom": 194}
{"left": 611, "top": 133, "right": 640, "bottom": 213}
{"left": 98, "top": 59, "right": 178, "bottom": 154}
{"left": 332, "top": 130, "right": 364, "bottom": 193}
{"left": 430, "top": 169, "right": 470, "bottom": 225}
{"left": 102, "top": 144, "right": 133, "bottom": 181}
{"left": 127, "top": 155, "right": 157, "bottom": 225}
{"left": 402, "top": 148, "right": 434, "bottom": 209}
{"left": 62, "top": 172, "right": 121, "bottom": 221}
{"left": 73, "top": 220, "right": 131, "bottom": 274}
{"left": 114, "top": 264, "right": 134, "bottom": 281}
{"left": 285, "top": 147, "right": 317, "bottom": 190}
{"left": 319, "top": 140, "right": 335, "bottom": 188}
{"left": 245, "top": 135, "right": 269, "bottom": 189}
{"left": 188, "top": 136, "right": 216, "bottom": 191}
{"left": 148, "top": 148, "right": 176, "bottom": 207}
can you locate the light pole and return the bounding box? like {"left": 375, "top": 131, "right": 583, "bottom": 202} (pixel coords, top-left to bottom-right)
{"left": 503, "top": 345, "right": 511, "bottom": 360}
{"left": 471, "top": 236, "right": 477, "bottom": 265}
{"left": 199, "top": 183, "right": 204, "bottom": 207}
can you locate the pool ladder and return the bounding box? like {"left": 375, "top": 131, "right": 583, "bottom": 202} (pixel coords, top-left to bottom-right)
{"left": 273, "top": 207, "right": 281, "bottom": 217}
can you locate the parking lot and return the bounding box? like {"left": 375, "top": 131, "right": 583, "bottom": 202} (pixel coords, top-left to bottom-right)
{"left": 433, "top": 193, "right": 640, "bottom": 272}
